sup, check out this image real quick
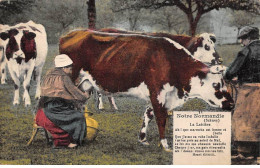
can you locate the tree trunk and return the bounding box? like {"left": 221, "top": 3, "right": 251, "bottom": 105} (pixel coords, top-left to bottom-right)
{"left": 87, "top": 0, "right": 96, "bottom": 30}
{"left": 186, "top": 11, "right": 202, "bottom": 37}
{"left": 189, "top": 22, "right": 197, "bottom": 37}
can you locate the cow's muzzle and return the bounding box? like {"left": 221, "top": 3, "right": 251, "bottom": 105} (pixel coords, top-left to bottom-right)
{"left": 15, "top": 56, "right": 24, "bottom": 64}
{"left": 221, "top": 90, "right": 234, "bottom": 110}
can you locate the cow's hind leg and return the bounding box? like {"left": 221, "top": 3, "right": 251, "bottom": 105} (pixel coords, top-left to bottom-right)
{"left": 34, "top": 66, "right": 43, "bottom": 100}
{"left": 94, "top": 91, "right": 104, "bottom": 110}
{"left": 23, "top": 65, "right": 34, "bottom": 107}
{"left": 108, "top": 96, "right": 118, "bottom": 110}
{"left": 138, "top": 106, "right": 154, "bottom": 145}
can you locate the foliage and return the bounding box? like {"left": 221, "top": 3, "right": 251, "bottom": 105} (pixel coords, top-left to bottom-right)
{"left": 95, "top": 0, "right": 115, "bottom": 29}
{"left": 147, "top": 6, "right": 189, "bottom": 34}
{"left": 0, "top": 0, "right": 35, "bottom": 24}
{"left": 112, "top": 0, "right": 260, "bottom": 36}
{"left": 229, "top": 10, "right": 259, "bottom": 40}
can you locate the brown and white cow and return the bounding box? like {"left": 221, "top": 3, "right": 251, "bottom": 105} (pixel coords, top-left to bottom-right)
{"left": 94, "top": 29, "right": 222, "bottom": 111}
{"left": 0, "top": 21, "right": 48, "bottom": 106}
{"left": 0, "top": 24, "right": 9, "bottom": 84}
{"left": 59, "top": 30, "right": 233, "bottom": 151}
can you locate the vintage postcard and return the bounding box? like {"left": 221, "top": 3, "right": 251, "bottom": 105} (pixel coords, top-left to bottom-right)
{"left": 0, "top": 0, "right": 259, "bottom": 165}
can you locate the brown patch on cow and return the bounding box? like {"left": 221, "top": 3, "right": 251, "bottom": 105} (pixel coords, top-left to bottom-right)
{"left": 92, "top": 34, "right": 117, "bottom": 42}
{"left": 21, "top": 31, "right": 37, "bottom": 62}
{"left": 139, "top": 132, "right": 146, "bottom": 140}
{"left": 6, "top": 36, "right": 18, "bottom": 60}
{"left": 186, "top": 37, "right": 203, "bottom": 54}
{"left": 29, "top": 26, "right": 41, "bottom": 33}
{"left": 99, "top": 28, "right": 201, "bottom": 55}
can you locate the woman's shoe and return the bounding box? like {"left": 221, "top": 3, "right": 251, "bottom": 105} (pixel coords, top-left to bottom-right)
{"left": 68, "top": 143, "right": 78, "bottom": 149}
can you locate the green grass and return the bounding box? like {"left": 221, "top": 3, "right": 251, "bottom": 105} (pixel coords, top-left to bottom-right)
{"left": 0, "top": 43, "right": 243, "bottom": 165}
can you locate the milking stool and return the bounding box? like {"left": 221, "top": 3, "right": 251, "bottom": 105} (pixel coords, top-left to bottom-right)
{"left": 27, "top": 117, "right": 50, "bottom": 146}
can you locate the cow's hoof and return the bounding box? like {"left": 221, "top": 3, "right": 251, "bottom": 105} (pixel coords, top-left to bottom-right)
{"left": 35, "top": 93, "right": 40, "bottom": 100}
{"left": 1, "top": 81, "right": 6, "bottom": 85}
{"left": 13, "top": 102, "right": 20, "bottom": 106}
{"left": 138, "top": 139, "right": 150, "bottom": 146}
{"left": 158, "top": 142, "right": 172, "bottom": 152}
{"left": 25, "top": 103, "right": 31, "bottom": 108}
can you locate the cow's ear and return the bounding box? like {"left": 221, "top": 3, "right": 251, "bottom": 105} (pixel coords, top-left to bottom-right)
{"left": 23, "top": 31, "right": 36, "bottom": 40}
{"left": 0, "top": 32, "right": 9, "bottom": 40}
{"left": 8, "top": 29, "right": 19, "bottom": 36}
{"left": 210, "top": 35, "right": 216, "bottom": 43}
{"left": 195, "top": 37, "right": 203, "bottom": 47}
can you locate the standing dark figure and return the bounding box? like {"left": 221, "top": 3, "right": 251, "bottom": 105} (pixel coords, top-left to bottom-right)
{"left": 224, "top": 26, "right": 260, "bottom": 159}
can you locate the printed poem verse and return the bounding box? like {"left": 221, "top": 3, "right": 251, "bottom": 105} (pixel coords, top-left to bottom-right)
{"left": 173, "top": 111, "right": 231, "bottom": 165}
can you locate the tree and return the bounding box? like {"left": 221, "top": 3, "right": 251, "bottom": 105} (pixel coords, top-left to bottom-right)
{"left": 229, "top": 10, "right": 258, "bottom": 42}
{"left": 95, "top": 0, "right": 115, "bottom": 29}
{"left": 112, "top": 0, "right": 260, "bottom": 36}
{"left": 149, "top": 6, "right": 189, "bottom": 34}
{"left": 87, "top": 0, "right": 96, "bottom": 29}
{"left": 111, "top": 0, "right": 142, "bottom": 31}
{"left": 29, "top": 0, "right": 86, "bottom": 43}
{"left": 0, "top": 0, "right": 35, "bottom": 24}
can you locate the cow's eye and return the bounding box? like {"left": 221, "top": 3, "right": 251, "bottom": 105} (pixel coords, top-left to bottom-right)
{"left": 205, "top": 44, "right": 210, "bottom": 51}
{"left": 212, "top": 82, "right": 220, "bottom": 90}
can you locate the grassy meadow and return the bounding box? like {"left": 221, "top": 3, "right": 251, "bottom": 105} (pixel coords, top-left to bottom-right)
{"left": 0, "top": 43, "right": 242, "bottom": 165}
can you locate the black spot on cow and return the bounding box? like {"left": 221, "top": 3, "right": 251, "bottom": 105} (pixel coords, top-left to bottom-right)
{"left": 16, "top": 57, "right": 23, "bottom": 64}
{"left": 145, "top": 107, "right": 154, "bottom": 120}
{"left": 209, "top": 100, "right": 216, "bottom": 105}
{"left": 212, "top": 82, "right": 220, "bottom": 91}
{"left": 215, "top": 91, "right": 223, "bottom": 99}
{"left": 14, "top": 84, "right": 18, "bottom": 90}
{"left": 2, "top": 69, "right": 4, "bottom": 74}
{"left": 26, "top": 85, "right": 30, "bottom": 92}
{"left": 139, "top": 132, "right": 146, "bottom": 141}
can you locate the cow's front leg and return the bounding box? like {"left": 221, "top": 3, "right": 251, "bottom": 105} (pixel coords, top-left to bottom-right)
{"left": 34, "top": 66, "right": 43, "bottom": 100}
{"left": 23, "top": 66, "right": 34, "bottom": 106}
{"left": 138, "top": 106, "right": 154, "bottom": 145}
{"left": 156, "top": 113, "right": 171, "bottom": 152}
{"left": 150, "top": 92, "right": 172, "bottom": 152}
{"left": 13, "top": 83, "right": 20, "bottom": 105}
{"left": 8, "top": 64, "right": 20, "bottom": 105}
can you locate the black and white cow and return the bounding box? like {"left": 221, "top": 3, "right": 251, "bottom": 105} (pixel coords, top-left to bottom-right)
{"left": 0, "top": 21, "right": 48, "bottom": 106}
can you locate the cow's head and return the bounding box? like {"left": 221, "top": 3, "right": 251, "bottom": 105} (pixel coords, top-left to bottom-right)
{"left": 0, "top": 28, "right": 37, "bottom": 64}
{"left": 187, "top": 33, "right": 222, "bottom": 66}
{"left": 188, "top": 65, "right": 234, "bottom": 110}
